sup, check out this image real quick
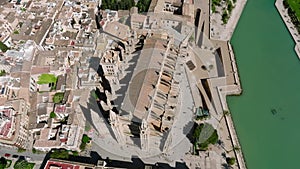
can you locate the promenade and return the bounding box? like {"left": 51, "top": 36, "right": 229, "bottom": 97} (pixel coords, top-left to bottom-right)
{"left": 276, "top": 0, "right": 300, "bottom": 60}
{"left": 210, "top": 0, "right": 248, "bottom": 41}
{"left": 216, "top": 42, "right": 247, "bottom": 169}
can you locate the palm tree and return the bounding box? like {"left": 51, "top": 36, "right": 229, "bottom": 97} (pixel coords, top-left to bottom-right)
{"left": 219, "top": 110, "right": 230, "bottom": 122}
{"left": 226, "top": 146, "right": 240, "bottom": 153}
{"left": 233, "top": 146, "right": 240, "bottom": 151}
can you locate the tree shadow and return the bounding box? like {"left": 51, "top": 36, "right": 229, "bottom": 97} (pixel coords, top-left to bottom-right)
{"left": 221, "top": 163, "right": 233, "bottom": 169}
{"left": 221, "top": 152, "right": 227, "bottom": 159}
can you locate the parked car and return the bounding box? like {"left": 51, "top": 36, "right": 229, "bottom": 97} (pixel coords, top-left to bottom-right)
{"left": 12, "top": 155, "right": 19, "bottom": 158}
{"left": 4, "top": 153, "right": 10, "bottom": 157}
{"left": 25, "top": 156, "right": 31, "bottom": 161}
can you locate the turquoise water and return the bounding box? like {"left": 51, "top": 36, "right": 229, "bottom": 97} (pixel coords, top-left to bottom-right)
{"left": 229, "top": 0, "right": 300, "bottom": 168}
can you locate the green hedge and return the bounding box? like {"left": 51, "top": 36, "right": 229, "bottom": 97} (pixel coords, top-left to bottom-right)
{"left": 14, "top": 160, "right": 35, "bottom": 169}
{"left": 53, "top": 93, "right": 64, "bottom": 103}
{"left": 50, "top": 149, "right": 69, "bottom": 159}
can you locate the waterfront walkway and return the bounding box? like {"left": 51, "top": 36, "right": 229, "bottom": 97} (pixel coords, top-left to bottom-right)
{"left": 216, "top": 42, "right": 247, "bottom": 169}
{"left": 276, "top": 0, "right": 300, "bottom": 60}
{"left": 210, "top": 0, "right": 247, "bottom": 41}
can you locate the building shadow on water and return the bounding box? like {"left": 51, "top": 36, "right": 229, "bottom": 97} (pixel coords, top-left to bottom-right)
{"left": 91, "top": 152, "right": 189, "bottom": 169}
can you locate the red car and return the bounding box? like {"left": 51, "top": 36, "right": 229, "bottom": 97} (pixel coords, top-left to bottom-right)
{"left": 4, "top": 153, "right": 10, "bottom": 157}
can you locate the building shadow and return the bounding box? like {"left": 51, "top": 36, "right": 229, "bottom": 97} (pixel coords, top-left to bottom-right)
{"left": 80, "top": 92, "right": 117, "bottom": 141}
{"left": 183, "top": 121, "right": 197, "bottom": 144}
{"left": 40, "top": 150, "right": 189, "bottom": 169}
{"left": 159, "top": 130, "right": 169, "bottom": 151}
{"left": 89, "top": 57, "right": 100, "bottom": 73}
{"left": 39, "top": 152, "right": 51, "bottom": 169}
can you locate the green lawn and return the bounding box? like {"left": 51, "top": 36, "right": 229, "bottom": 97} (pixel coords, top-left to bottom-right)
{"left": 198, "top": 123, "right": 215, "bottom": 144}
{"left": 91, "top": 90, "right": 99, "bottom": 100}
{"left": 37, "top": 74, "right": 57, "bottom": 85}
{"left": 288, "top": 0, "right": 300, "bottom": 19}
{"left": 193, "top": 123, "right": 219, "bottom": 152}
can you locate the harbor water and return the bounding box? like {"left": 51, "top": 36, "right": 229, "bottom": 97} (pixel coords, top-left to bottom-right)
{"left": 229, "top": 0, "right": 300, "bottom": 168}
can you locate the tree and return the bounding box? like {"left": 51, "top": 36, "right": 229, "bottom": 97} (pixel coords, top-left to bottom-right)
{"left": 0, "top": 70, "right": 6, "bottom": 76}
{"left": 50, "top": 112, "right": 56, "bottom": 118}
{"left": 227, "top": 1, "right": 234, "bottom": 14}
{"left": 233, "top": 146, "right": 240, "bottom": 151}
{"left": 212, "top": 4, "right": 216, "bottom": 13}
{"left": 283, "top": 0, "right": 288, "bottom": 9}
{"left": 13, "top": 30, "right": 20, "bottom": 34}
{"left": 226, "top": 145, "right": 240, "bottom": 153}
{"left": 192, "top": 123, "right": 204, "bottom": 143}
{"left": 226, "top": 157, "right": 236, "bottom": 166}
{"left": 70, "top": 18, "right": 76, "bottom": 28}
{"left": 136, "top": 0, "right": 151, "bottom": 12}
{"left": 72, "top": 151, "right": 79, "bottom": 156}
{"left": 219, "top": 110, "right": 230, "bottom": 122}
{"left": 82, "top": 134, "right": 91, "bottom": 143}
{"left": 80, "top": 134, "right": 91, "bottom": 151}
{"left": 206, "top": 130, "right": 218, "bottom": 144}
{"left": 221, "top": 152, "right": 227, "bottom": 159}
{"left": 0, "top": 157, "right": 7, "bottom": 169}
{"left": 212, "top": 0, "right": 222, "bottom": 6}
{"left": 222, "top": 10, "right": 229, "bottom": 24}
{"left": 0, "top": 41, "right": 9, "bottom": 52}
{"left": 18, "top": 148, "right": 26, "bottom": 152}
{"left": 53, "top": 93, "right": 64, "bottom": 103}
{"left": 101, "top": 0, "right": 135, "bottom": 10}
{"left": 14, "top": 160, "right": 35, "bottom": 169}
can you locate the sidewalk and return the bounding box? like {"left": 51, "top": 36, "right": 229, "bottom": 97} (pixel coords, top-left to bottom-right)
{"left": 210, "top": 0, "right": 248, "bottom": 41}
